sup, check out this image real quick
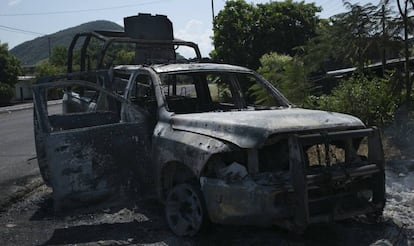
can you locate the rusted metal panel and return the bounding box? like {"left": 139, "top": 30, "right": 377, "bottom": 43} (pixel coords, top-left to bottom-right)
{"left": 288, "top": 135, "right": 309, "bottom": 229}
{"left": 247, "top": 149, "right": 259, "bottom": 174}
{"left": 48, "top": 111, "right": 119, "bottom": 130}
{"left": 152, "top": 63, "right": 252, "bottom": 73}
{"left": 153, "top": 122, "right": 235, "bottom": 177}
{"left": 32, "top": 74, "right": 154, "bottom": 208}
{"left": 368, "top": 128, "right": 386, "bottom": 206}
{"left": 171, "top": 109, "right": 365, "bottom": 148}
{"left": 199, "top": 129, "right": 385, "bottom": 231}
{"left": 200, "top": 176, "right": 292, "bottom": 226}
{"left": 45, "top": 122, "right": 150, "bottom": 209}
{"left": 33, "top": 106, "right": 50, "bottom": 185}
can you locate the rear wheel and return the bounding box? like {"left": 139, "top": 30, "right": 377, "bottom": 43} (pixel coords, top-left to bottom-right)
{"left": 165, "top": 184, "right": 206, "bottom": 236}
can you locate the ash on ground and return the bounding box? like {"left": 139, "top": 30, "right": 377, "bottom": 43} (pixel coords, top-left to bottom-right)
{"left": 0, "top": 161, "right": 413, "bottom": 246}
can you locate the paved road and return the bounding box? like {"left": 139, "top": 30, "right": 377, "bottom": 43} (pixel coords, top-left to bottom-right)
{"left": 0, "top": 104, "right": 61, "bottom": 209}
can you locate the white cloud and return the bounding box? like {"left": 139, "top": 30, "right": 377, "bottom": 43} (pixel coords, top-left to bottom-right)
{"left": 176, "top": 19, "right": 213, "bottom": 58}
{"left": 8, "top": 0, "right": 22, "bottom": 6}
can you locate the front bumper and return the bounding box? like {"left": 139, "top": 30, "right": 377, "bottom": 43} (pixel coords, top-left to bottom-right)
{"left": 200, "top": 128, "right": 385, "bottom": 230}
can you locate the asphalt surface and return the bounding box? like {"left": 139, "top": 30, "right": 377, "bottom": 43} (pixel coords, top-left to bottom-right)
{"left": 0, "top": 102, "right": 61, "bottom": 210}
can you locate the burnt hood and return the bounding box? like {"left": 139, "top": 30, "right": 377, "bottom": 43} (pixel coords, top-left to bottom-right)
{"left": 171, "top": 108, "right": 365, "bottom": 148}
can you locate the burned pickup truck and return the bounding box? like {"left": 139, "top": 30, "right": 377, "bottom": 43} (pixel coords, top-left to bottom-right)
{"left": 33, "top": 14, "right": 385, "bottom": 236}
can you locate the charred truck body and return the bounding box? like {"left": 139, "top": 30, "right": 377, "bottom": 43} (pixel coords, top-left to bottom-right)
{"left": 33, "top": 14, "right": 385, "bottom": 236}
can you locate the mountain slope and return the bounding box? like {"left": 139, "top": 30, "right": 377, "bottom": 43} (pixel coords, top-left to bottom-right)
{"left": 10, "top": 20, "right": 123, "bottom": 66}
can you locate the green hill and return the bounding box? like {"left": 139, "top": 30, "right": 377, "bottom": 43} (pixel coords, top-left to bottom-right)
{"left": 10, "top": 20, "right": 123, "bottom": 66}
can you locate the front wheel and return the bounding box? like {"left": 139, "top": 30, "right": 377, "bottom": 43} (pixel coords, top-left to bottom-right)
{"left": 165, "top": 184, "right": 207, "bottom": 236}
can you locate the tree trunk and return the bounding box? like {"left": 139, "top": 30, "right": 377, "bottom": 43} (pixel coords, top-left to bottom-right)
{"left": 396, "top": 0, "right": 411, "bottom": 141}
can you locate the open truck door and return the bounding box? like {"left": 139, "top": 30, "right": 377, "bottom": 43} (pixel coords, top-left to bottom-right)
{"left": 33, "top": 72, "right": 152, "bottom": 209}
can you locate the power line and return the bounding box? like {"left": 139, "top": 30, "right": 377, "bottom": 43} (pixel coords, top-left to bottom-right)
{"left": 0, "top": 24, "right": 46, "bottom": 36}
{"left": 0, "top": 0, "right": 165, "bottom": 17}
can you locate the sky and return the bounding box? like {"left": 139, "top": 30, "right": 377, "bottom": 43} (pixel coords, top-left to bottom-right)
{"left": 0, "top": 0, "right": 379, "bottom": 57}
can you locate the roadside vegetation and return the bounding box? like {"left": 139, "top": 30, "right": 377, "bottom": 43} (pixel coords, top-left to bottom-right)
{"left": 1, "top": 0, "right": 414, "bottom": 142}
{"left": 0, "top": 43, "right": 21, "bottom": 106}
{"left": 212, "top": 0, "right": 414, "bottom": 146}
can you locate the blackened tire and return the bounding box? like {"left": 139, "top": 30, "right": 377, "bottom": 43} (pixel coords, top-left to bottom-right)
{"left": 165, "top": 183, "right": 207, "bottom": 236}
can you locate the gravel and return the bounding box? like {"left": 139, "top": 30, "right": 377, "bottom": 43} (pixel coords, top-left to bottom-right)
{"left": 0, "top": 161, "right": 413, "bottom": 246}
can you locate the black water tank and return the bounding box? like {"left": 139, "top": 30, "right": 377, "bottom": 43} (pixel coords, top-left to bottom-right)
{"left": 124, "top": 13, "right": 173, "bottom": 40}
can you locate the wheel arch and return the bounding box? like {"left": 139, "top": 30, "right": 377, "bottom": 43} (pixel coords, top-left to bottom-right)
{"left": 159, "top": 161, "right": 199, "bottom": 201}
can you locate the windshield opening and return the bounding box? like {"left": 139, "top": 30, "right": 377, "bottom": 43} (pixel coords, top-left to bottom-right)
{"left": 159, "top": 71, "right": 289, "bottom": 114}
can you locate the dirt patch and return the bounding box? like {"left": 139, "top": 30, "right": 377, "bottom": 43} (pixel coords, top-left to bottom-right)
{"left": 0, "top": 184, "right": 412, "bottom": 246}
{"left": 0, "top": 176, "right": 43, "bottom": 213}
{"left": 1, "top": 132, "right": 413, "bottom": 245}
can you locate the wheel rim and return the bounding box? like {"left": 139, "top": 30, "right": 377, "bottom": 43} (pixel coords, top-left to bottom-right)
{"left": 166, "top": 184, "right": 204, "bottom": 236}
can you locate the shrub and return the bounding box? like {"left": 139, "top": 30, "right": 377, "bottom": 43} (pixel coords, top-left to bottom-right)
{"left": 305, "top": 73, "right": 397, "bottom": 126}
{"left": 0, "top": 82, "right": 14, "bottom": 106}
{"left": 253, "top": 52, "right": 309, "bottom": 106}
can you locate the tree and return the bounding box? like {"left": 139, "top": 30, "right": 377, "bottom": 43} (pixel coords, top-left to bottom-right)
{"left": 34, "top": 61, "right": 62, "bottom": 78}
{"left": 34, "top": 61, "right": 64, "bottom": 100}
{"left": 211, "top": 0, "right": 257, "bottom": 68}
{"left": 0, "top": 42, "right": 22, "bottom": 87}
{"left": 396, "top": 0, "right": 414, "bottom": 113}
{"left": 255, "top": 1, "right": 320, "bottom": 59}
{"left": 49, "top": 46, "right": 68, "bottom": 67}
{"left": 35, "top": 46, "right": 69, "bottom": 78}
{"left": 0, "top": 83, "right": 14, "bottom": 105}
{"left": 0, "top": 42, "right": 22, "bottom": 105}
{"left": 336, "top": 1, "right": 384, "bottom": 68}
{"left": 252, "top": 52, "right": 308, "bottom": 105}
{"left": 212, "top": 0, "right": 320, "bottom": 69}
{"left": 302, "top": 0, "right": 402, "bottom": 73}
{"left": 113, "top": 50, "right": 135, "bottom": 65}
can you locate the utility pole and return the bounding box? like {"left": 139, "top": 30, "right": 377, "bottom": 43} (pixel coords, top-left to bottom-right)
{"left": 396, "top": 0, "right": 413, "bottom": 139}
{"left": 211, "top": 0, "right": 215, "bottom": 22}
{"left": 381, "top": 3, "right": 386, "bottom": 76}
